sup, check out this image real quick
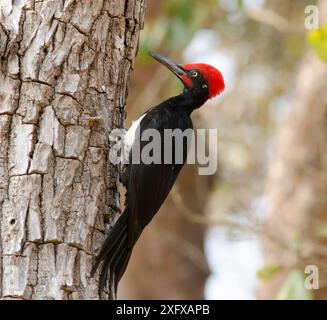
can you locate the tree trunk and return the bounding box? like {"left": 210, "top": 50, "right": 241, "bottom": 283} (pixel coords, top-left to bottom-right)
{"left": 0, "top": 0, "right": 145, "bottom": 300}
{"left": 260, "top": 1, "right": 327, "bottom": 299}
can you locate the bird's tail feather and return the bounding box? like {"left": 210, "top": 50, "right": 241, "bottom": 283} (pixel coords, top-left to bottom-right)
{"left": 91, "top": 209, "right": 132, "bottom": 299}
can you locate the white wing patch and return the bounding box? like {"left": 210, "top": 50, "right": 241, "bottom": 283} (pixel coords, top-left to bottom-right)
{"left": 124, "top": 113, "right": 146, "bottom": 151}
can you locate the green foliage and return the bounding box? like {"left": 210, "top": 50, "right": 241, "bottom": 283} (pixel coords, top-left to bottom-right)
{"left": 257, "top": 264, "right": 283, "bottom": 281}
{"left": 315, "top": 224, "right": 327, "bottom": 238}
{"left": 307, "top": 24, "right": 327, "bottom": 63}
{"left": 138, "top": 0, "right": 218, "bottom": 64}
{"left": 237, "top": 0, "right": 244, "bottom": 10}
{"left": 277, "top": 270, "right": 314, "bottom": 300}
{"left": 291, "top": 231, "right": 302, "bottom": 256}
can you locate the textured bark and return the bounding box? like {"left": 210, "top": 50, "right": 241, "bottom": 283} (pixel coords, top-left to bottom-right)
{"left": 0, "top": 0, "right": 145, "bottom": 299}
{"left": 260, "top": 1, "right": 327, "bottom": 299}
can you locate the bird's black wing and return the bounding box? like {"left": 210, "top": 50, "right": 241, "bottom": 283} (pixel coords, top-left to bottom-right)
{"left": 92, "top": 106, "right": 193, "bottom": 298}
{"left": 126, "top": 107, "right": 192, "bottom": 247}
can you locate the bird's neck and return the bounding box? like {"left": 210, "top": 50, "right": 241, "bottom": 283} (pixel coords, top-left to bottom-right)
{"left": 165, "top": 91, "right": 208, "bottom": 114}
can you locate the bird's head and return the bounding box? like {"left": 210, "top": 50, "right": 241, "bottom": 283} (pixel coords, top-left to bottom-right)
{"left": 149, "top": 51, "right": 225, "bottom": 101}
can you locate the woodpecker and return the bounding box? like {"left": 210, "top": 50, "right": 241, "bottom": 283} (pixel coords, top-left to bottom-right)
{"left": 91, "top": 51, "right": 225, "bottom": 299}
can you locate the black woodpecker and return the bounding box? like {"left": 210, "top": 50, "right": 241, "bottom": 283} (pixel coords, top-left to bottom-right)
{"left": 91, "top": 51, "right": 225, "bottom": 299}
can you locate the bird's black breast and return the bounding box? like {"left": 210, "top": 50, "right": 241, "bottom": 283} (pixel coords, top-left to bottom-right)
{"left": 126, "top": 104, "right": 193, "bottom": 246}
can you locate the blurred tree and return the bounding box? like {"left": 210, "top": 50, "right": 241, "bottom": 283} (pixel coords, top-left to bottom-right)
{"left": 260, "top": 0, "right": 327, "bottom": 300}
{"left": 120, "top": 0, "right": 325, "bottom": 300}
{"left": 119, "top": 0, "right": 219, "bottom": 299}
{"left": 0, "top": 0, "right": 145, "bottom": 299}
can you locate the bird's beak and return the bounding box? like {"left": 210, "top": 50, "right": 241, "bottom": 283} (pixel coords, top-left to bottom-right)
{"left": 149, "top": 51, "right": 187, "bottom": 83}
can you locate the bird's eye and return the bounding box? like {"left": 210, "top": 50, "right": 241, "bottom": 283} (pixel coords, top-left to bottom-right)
{"left": 191, "top": 71, "right": 198, "bottom": 78}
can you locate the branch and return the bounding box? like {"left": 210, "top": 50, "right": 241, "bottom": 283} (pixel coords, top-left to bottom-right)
{"left": 246, "top": 7, "right": 303, "bottom": 34}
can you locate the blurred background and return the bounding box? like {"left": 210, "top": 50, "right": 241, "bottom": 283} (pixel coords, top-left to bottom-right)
{"left": 119, "top": 0, "right": 327, "bottom": 299}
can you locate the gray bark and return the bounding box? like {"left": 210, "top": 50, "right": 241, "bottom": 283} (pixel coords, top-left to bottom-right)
{"left": 0, "top": 0, "right": 145, "bottom": 300}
